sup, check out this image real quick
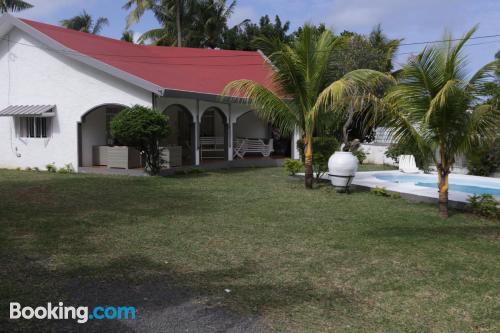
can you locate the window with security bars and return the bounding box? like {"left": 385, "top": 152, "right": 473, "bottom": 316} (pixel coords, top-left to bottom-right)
{"left": 20, "top": 117, "right": 49, "bottom": 138}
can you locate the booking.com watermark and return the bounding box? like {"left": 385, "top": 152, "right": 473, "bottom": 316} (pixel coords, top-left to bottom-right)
{"left": 10, "top": 302, "right": 136, "bottom": 324}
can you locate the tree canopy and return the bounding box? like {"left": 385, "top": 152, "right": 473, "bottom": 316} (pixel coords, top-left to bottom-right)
{"left": 60, "top": 10, "right": 109, "bottom": 35}
{"left": 0, "top": 0, "right": 32, "bottom": 13}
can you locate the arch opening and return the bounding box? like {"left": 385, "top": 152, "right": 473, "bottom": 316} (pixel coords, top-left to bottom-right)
{"left": 78, "top": 104, "right": 132, "bottom": 168}
{"left": 199, "top": 107, "right": 228, "bottom": 162}
{"left": 233, "top": 110, "right": 291, "bottom": 159}
{"left": 161, "top": 104, "right": 195, "bottom": 166}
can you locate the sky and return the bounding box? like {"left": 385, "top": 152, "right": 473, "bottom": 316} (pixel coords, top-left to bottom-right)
{"left": 17, "top": 0, "right": 500, "bottom": 72}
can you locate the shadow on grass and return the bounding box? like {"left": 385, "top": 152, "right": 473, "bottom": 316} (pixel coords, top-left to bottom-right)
{"left": 367, "top": 225, "right": 500, "bottom": 240}
{"left": 0, "top": 254, "right": 355, "bottom": 332}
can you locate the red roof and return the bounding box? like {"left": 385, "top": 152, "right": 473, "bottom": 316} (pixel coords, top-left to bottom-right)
{"left": 21, "top": 19, "right": 276, "bottom": 96}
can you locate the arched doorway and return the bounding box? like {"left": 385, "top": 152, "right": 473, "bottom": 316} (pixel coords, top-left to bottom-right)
{"left": 161, "top": 104, "right": 195, "bottom": 166}
{"left": 233, "top": 110, "right": 291, "bottom": 159}
{"left": 200, "top": 107, "right": 228, "bottom": 162}
{"left": 78, "top": 104, "right": 127, "bottom": 168}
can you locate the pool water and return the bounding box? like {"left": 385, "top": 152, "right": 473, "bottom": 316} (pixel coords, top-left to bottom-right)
{"left": 374, "top": 174, "right": 500, "bottom": 196}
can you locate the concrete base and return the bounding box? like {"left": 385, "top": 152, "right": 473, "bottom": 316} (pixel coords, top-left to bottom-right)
{"left": 160, "top": 158, "right": 285, "bottom": 176}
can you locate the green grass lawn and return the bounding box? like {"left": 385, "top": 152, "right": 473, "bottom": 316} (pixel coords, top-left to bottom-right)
{"left": 1, "top": 167, "right": 499, "bottom": 332}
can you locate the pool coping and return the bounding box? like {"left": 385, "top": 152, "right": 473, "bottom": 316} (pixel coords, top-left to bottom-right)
{"left": 301, "top": 170, "right": 500, "bottom": 208}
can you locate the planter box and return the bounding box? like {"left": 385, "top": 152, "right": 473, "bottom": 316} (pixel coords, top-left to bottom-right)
{"left": 106, "top": 146, "right": 141, "bottom": 169}
{"left": 92, "top": 146, "right": 109, "bottom": 166}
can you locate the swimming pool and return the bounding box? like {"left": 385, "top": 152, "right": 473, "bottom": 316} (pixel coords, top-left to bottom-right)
{"left": 351, "top": 171, "right": 500, "bottom": 203}
{"left": 374, "top": 174, "right": 500, "bottom": 196}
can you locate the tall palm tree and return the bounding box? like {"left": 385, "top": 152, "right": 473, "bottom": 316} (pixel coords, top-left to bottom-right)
{"left": 321, "top": 27, "right": 500, "bottom": 218}
{"left": 134, "top": 2, "right": 181, "bottom": 46}
{"left": 192, "top": 0, "right": 236, "bottom": 48}
{"left": 0, "top": 0, "right": 32, "bottom": 13}
{"left": 124, "top": 0, "right": 188, "bottom": 47}
{"left": 368, "top": 24, "right": 402, "bottom": 72}
{"left": 386, "top": 27, "right": 499, "bottom": 218}
{"left": 223, "top": 26, "right": 345, "bottom": 188}
{"left": 60, "top": 10, "right": 109, "bottom": 35}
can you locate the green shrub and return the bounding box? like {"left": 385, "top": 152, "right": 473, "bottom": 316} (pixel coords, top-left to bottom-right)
{"left": 283, "top": 159, "right": 303, "bottom": 176}
{"left": 111, "top": 105, "right": 170, "bottom": 176}
{"left": 297, "top": 137, "right": 340, "bottom": 181}
{"left": 46, "top": 163, "right": 57, "bottom": 173}
{"left": 33, "top": 167, "right": 40, "bottom": 172}
{"left": 352, "top": 148, "right": 367, "bottom": 164}
{"left": 188, "top": 167, "right": 204, "bottom": 174}
{"left": 24, "top": 167, "right": 32, "bottom": 171}
{"left": 466, "top": 138, "right": 500, "bottom": 176}
{"left": 58, "top": 164, "right": 75, "bottom": 174}
{"left": 371, "top": 186, "right": 390, "bottom": 197}
{"left": 390, "top": 192, "right": 401, "bottom": 199}
{"left": 466, "top": 194, "right": 499, "bottom": 218}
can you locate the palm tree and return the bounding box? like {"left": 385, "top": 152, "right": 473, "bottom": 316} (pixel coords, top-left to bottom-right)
{"left": 60, "top": 10, "right": 109, "bottom": 35}
{"left": 124, "top": 0, "right": 188, "bottom": 47}
{"left": 223, "top": 26, "right": 345, "bottom": 188}
{"left": 192, "top": 0, "right": 237, "bottom": 48}
{"left": 0, "top": 0, "right": 32, "bottom": 13}
{"left": 121, "top": 30, "right": 135, "bottom": 43}
{"left": 386, "top": 27, "right": 499, "bottom": 218}
{"left": 134, "top": 2, "right": 180, "bottom": 46}
{"left": 368, "top": 24, "right": 402, "bottom": 72}
{"left": 321, "top": 27, "right": 500, "bottom": 218}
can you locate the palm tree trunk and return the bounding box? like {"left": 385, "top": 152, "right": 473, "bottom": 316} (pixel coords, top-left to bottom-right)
{"left": 304, "top": 140, "right": 313, "bottom": 189}
{"left": 438, "top": 169, "right": 449, "bottom": 218}
{"left": 342, "top": 106, "right": 355, "bottom": 149}
{"left": 175, "top": 0, "right": 182, "bottom": 47}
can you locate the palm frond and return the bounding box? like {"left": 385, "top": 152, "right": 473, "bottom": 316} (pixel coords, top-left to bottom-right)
{"left": 138, "top": 27, "right": 176, "bottom": 45}
{"left": 222, "top": 79, "right": 298, "bottom": 136}
{"left": 124, "top": 0, "right": 156, "bottom": 28}
{"left": 1, "top": 0, "right": 33, "bottom": 13}
{"left": 92, "top": 17, "right": 109, "bottom": 35}
{"left": 467, "top": 60, "right": 500, "bottom": 97}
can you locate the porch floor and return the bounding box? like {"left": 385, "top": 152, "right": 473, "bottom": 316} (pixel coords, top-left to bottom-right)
{"left": 79, "top": 166, "right": 147, "bottom": 177}
{"left": 79, "top": 157, "right": 287, "bottom": 177}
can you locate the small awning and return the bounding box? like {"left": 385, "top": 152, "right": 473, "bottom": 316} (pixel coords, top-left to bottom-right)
{"left": 0, "top": 105, "right": 56, "bottom": 117}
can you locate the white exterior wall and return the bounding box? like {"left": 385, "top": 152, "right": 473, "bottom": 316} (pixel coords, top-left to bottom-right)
{"left": 0, "top": 27, "right": 152, "bottom": 170}
{"left": 361, "top": 143, "right": 397, "bottom": 166}
{"left": 234, "top": 111, "right": 268, "bottom": 139}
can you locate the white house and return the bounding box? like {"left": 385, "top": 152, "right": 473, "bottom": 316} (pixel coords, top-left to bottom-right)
{"left": 0, "top": 14, "right": 299, "bottom": 172}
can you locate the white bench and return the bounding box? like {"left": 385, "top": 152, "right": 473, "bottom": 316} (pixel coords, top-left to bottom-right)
{"left": 200, "top": 137, "right": 225, "bottom": 159}
{"left": 233, "top": 138, "right": 274, "bottom": 159}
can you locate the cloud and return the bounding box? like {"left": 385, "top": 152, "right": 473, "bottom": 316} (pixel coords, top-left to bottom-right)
{"left": 228, "top": 5, "right": 258, "bottom": 27}
{"left": 321, "top": 0, "right": 470, "bottom": 34}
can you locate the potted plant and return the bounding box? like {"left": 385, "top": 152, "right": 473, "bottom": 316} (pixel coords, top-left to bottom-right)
{"left": 328, "top": 139, "right": 360, "bottom": 190}
{"left": 327, "top": 88, "right": 366, "bottom": 190}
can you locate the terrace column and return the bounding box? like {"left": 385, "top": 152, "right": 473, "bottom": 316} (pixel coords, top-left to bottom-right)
{"left": 195, "top": 100, "right": 200, "bottom": 165}
{"left": 227, "top": 105, "right": 234, "bottom": 161}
